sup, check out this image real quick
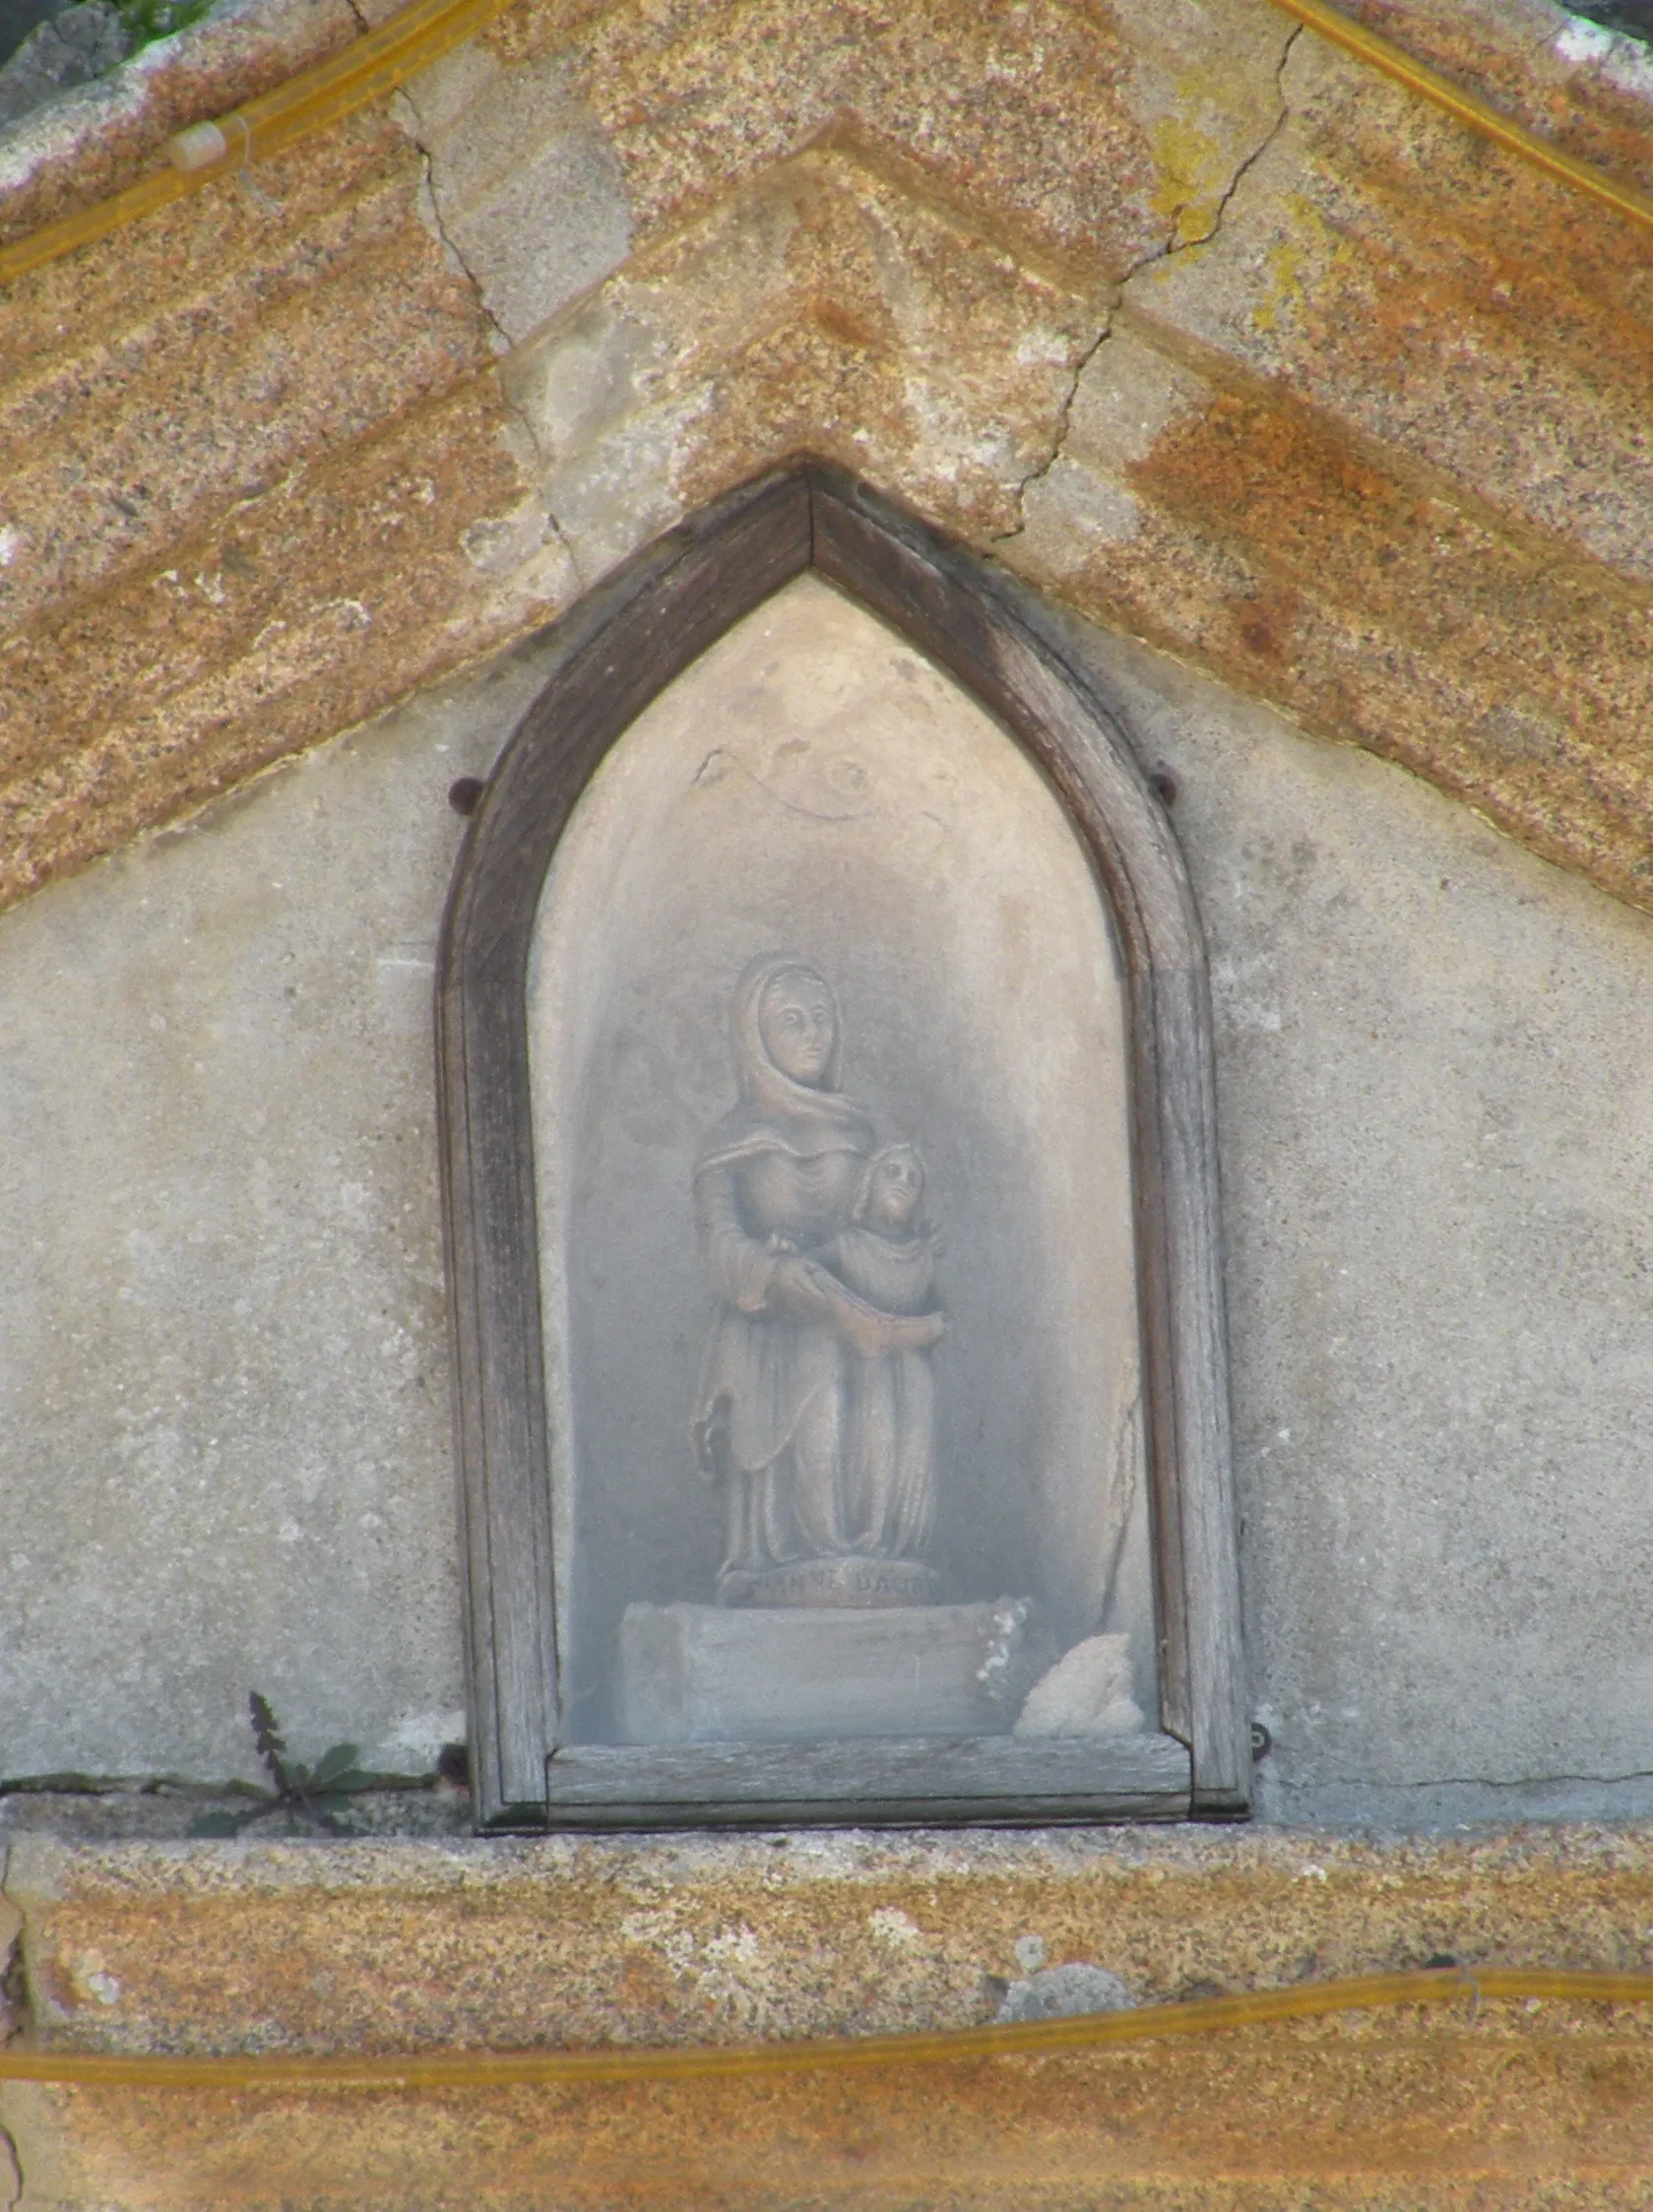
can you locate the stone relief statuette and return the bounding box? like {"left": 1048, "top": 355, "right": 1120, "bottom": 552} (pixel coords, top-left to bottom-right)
{"left": 690, "top": 954, "right": 943, "bottom": 1610}
{"left": 617, "top": 951, "right": 1063, "bottom": 1744}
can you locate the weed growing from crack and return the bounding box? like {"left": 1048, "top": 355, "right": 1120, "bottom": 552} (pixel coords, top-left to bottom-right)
{"left": 188, "top": 1692, "right": 418, "bottom": 1838}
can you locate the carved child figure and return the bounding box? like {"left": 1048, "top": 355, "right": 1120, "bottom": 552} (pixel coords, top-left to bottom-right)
{"left": 819, "top": 1143, "right": 939, "bottom": 1321}
{"left": 815, "top": 1143, "right": 942, "bottom": 1560}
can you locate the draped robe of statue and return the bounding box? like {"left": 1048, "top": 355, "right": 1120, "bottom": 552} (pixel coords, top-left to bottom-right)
{"left": 691, "top": 954, "right": 938, "bottom": 1599}
{"left": 818, "top": 1195, "right": 939, "bottom": 1565}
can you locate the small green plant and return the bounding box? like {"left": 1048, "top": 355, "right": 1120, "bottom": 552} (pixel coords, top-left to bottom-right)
{"left": 114, "top": 0, "right": 216, "bottom": 57}
{"left": 189, "top": 1692, "right": 391, "bottom": 1838}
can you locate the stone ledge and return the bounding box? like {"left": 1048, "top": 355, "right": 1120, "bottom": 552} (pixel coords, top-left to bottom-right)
{"left": 9, "top": 1815, "right": 1653, "bottom": 2050}
{"left": 5, "top": 1817, "right": 1653, "bottom": 2204}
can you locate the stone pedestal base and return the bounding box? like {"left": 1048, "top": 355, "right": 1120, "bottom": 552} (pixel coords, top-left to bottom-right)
{"left": 618, "top": 1596, "right": 1052, "bottom": 1743}
{"left": 718, "top": 1555, "right": 941, "bottom": 1608}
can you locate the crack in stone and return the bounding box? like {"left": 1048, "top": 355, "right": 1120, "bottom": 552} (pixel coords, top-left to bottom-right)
{"left": 991, "top": 23, "right": 1301, "bottom": 545}
{"left": 990, "top": 313, "right": 1113, "bottom": 542}
{"left": 490, "top": 405, "right": 584, "bottom": 594}
{"left": 1287, "top": 1766, "right": 1653, "bottom": 1794}
{"left": 393, "top": 104, "right": 583, "bottom": 587}
{"left": 1113, "top": 17, "right": 1301, "bottom": 289}
{"left": 1175, "top": 23, "right": 1302, "bottom": 256}
{"left": 360, "top": 89, "right": 592, "bottom": 600}
{"left": 403, "top": 122, "right": 515, "bottom": 356}
{"left": 538, "top": 493, "right": 583, "bottom": 591}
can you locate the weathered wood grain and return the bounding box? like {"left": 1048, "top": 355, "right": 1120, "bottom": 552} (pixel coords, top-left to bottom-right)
{"left": 544, "top": 1733, "right": 1192, "bottom": 1827}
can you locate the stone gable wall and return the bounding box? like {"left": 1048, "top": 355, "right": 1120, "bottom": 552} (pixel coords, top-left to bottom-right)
{"left": 5, "top": 8, "right": 1653, "bottom": 2200}
{"left": 0, "top": 0, "right": 1651, "bottom": 914}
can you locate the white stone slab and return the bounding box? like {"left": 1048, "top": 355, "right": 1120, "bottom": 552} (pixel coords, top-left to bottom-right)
{"left": 618, "top": 1598, "right": 1054, "bottom": 1743}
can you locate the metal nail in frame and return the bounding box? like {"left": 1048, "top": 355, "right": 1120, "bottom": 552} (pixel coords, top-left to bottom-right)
{"left": 437, "top": 464, "right": 1248, "bottom": 1831}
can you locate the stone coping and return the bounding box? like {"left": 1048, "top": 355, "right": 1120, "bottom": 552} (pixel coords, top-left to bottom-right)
{"left": 6, "top": 1810, "right": 1653, "bottom": 2054}
{"left": 7, "top": 1814, "right": 1653, "bottom": 2205}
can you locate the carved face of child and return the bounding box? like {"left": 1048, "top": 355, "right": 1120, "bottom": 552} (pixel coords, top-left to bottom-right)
{"left": 759, "top": 972, "right": 838, "bottom": 1087}
{"left": 865, "top": 1147, "right": 923, "bottom": 1233}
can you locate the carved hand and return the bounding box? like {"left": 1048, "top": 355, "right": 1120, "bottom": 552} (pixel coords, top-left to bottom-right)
{"left": 836, "top": 1300, "right": 944, "bottom": 1358}
{"left": 767, "top": 1255, "right": 843, "bottom": 1325}
{"left": 889, "top": 1308, "right": 946, "bottom": 1353}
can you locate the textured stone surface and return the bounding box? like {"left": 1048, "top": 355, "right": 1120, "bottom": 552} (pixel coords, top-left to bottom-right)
{"left": 2, "top": 0, "right": 1652, "bottom": 921}
{"left": 495, "top": 139, "right": 1111, "bottom": 574}
{"left": 10, "top": 1821, "right": 1653, "bottom": 2048}
{"left": 5, "top": 1823, "right": 1653, "bottom": 2203}
{"left": 0, "top": 4, "right": 130, "bottom": 132}
{"left": 1009, "top": 11, "right": 1653, "bottom": 914}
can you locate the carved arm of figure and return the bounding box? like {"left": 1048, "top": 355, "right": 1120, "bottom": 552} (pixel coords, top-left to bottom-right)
{"left": 695, "top": 1162, "right": 941, "bottom": 1356}
{"left": 768, "top": 1256, "right": 945, "bottom": 1358}
{"left": 694, "top": 1166, "right": 792, "bottom": 1316}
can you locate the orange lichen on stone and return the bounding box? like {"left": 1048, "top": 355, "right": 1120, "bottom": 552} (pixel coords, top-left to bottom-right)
{"left": 1009, "top": 368, "right": 1653, "bottom": 910}
{"left": 8, "top": 1825, "right": 1653, "bottom": 2203}
{"left": 1132, "top": 13, "right": 1653, "bottom": 582}
{"left": 0, "top": 0, "right": 1650, "bottom": 919}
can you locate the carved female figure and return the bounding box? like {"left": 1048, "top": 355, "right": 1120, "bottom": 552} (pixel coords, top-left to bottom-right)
{"left": 691, "top": 954, "right": 944, "bottom": 1605}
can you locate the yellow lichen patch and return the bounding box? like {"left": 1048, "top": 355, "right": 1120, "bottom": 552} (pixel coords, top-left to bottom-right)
{"left": 1148, "top": 111, "right": 1240, "bottom": 248}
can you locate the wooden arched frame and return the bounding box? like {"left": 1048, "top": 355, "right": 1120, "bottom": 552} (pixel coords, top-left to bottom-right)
{"left": 438, "top": 464, "right": 1248, "bottom": 1829}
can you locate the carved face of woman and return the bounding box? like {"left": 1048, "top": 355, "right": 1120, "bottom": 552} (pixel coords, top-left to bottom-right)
{"left": 759, "top": 972, "right": 838, "bottom": 1087}
{"left": 866, "top": 1148, "right": 923, "bottom": 1232}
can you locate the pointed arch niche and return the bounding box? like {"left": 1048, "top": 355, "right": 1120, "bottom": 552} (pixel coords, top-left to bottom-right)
{"left": 438, "top": 466, "right": 1246, "bottom": 1829}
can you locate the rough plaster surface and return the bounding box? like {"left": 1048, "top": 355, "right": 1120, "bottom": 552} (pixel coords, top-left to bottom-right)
{"left": 1043, "top": 608, "right": 1653, "bottom": 1824}
{"left": 3, "top": 582, "right": 1652, "bottom": 1823}
{"left": 0, "top": 636, "right": 561, "bottom": 1783}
